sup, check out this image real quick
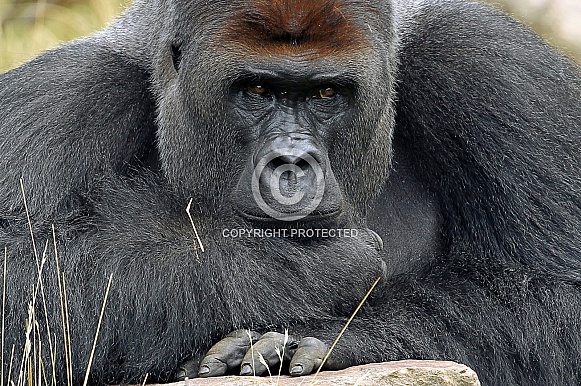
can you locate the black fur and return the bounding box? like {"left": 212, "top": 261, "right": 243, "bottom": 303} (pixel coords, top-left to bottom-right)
{"left": 0, "top": 0, "right": 580, "bottom": 385}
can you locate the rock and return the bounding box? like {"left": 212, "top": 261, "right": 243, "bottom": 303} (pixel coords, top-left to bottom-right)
{"left": 150, "top": 360, "right": 481, "bottom": 386}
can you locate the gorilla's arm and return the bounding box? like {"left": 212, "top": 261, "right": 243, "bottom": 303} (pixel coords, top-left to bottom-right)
{"left": 0, "top": 40, "right": 156, "bottom": 221}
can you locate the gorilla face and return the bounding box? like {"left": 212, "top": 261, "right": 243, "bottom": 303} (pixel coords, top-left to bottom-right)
{"left": 228, "top": 62, "right": 353, "bottom": 224}
{"left": 152, "top": 0, "right": 397, "bottom": 227}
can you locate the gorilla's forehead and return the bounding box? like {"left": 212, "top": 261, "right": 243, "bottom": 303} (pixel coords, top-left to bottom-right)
{"left": 216, "top": 0, "right": 374, "bottom": 58}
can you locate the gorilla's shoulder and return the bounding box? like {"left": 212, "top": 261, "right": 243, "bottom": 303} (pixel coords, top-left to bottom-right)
{"left": 0, "top": 38, "right": 153, "bottom": 121}
{"left": 394, "top": 0, "right": 581, "bottom": 118}
{"left": 396, "top": 0, "right": 556, "bottom": 54}
{"left": 0, "top": 39, "right": 157, "bottom": 219}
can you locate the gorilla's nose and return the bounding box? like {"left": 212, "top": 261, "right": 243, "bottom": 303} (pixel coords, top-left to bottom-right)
{"left": 255, "top": 133, "right": 325, "bottom": 172}
{"left": 251, "top": 133, "right": 330, "bottom": 215}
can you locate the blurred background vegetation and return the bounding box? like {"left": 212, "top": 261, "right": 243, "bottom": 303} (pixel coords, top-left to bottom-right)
{"left": 0, "top": 0, "right": 130, "bottom": 71}
{"left": 0, "top": 0, "right": 580, "bottom": 72}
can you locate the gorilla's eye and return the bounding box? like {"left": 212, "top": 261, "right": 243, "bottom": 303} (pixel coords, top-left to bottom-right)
{"left": 171, "top": 42, "right": 182, "bottom": 72}
{"left": 246, "top": 85, "right": 269, "bottom": 96}
{"left": 315, "top": 87, "right": 336, "bottom": 99}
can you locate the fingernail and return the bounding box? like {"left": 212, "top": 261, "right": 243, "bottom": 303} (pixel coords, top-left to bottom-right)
{"left": 290, "top": 364, "right": 303, "bottom": 376}
{"left": 175, "top": 368, "right": 187, "bottom": 380}
{"left": 198, "top": 364, "right": 210, "bottom": 377}
{"left": 240, "top": 363, "right": 253, "bottom": 376}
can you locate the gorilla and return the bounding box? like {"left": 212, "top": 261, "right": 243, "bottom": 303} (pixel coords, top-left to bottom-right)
{"left": 0, "top": 0, "right": 580, "bottom": 385}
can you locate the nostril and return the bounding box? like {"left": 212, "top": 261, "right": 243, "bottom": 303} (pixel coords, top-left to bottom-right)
{"left": 268, "top": 155, "right": 312, "bottom": 170}
{"left": 295, "top": 158, "right": 310, "bottom": 171}
{"left": 268, "top": 156, "right": 286, "bottom": 170}
{"left": 279, "top": 154, "right": 301, "bottom": 165}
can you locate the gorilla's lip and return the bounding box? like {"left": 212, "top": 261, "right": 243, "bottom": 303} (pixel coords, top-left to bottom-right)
{"left": 238, "top": 209, "right": 342, "bottom": 224}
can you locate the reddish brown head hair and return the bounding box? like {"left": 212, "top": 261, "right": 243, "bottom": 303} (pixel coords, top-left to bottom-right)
{"left": 220, "top": 0, "right": 367, "bottom": 56}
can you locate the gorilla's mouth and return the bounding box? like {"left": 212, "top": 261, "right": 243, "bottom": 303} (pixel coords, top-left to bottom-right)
{"left": 238, "top": 208, "right": 342, "bottom": 225}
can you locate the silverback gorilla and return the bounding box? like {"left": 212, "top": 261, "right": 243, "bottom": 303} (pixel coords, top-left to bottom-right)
{"left": 1, "top": 0, "right": 581, "bottom": 385}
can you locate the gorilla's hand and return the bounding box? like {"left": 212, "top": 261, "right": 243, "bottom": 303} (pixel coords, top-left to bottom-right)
{"left": 175, "top": 329, "right": 329, "bottom": 379}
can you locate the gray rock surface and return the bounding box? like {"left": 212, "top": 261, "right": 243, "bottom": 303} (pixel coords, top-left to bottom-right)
{"left": 151, "top": 360, "right": 481, "bottom": 386}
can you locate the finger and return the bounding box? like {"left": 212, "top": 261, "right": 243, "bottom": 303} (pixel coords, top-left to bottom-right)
{"left": 240, "top": 331, "right": 299, "bottom": 376}
{"left": 198, "top": 329, "right": 261, "bottom": 377}
{"left": 174, "top": 357, "right": 199, "bottom": 380}
{"left": 289, "top": 337, "right": 328, "bottom": 376}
